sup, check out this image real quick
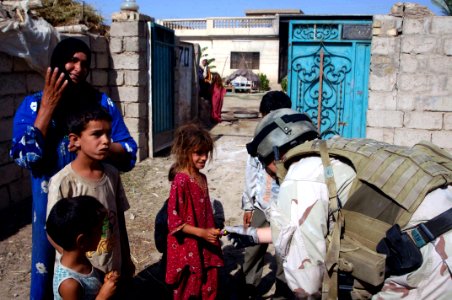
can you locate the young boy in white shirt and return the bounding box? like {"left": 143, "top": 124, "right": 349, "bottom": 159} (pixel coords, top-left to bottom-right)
{"left": 47, "top": 195, "right": 120, "bottom": 299}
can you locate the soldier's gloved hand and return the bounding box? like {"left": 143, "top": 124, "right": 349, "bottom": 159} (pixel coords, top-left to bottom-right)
{"left": 223, "top": 225, "right": 259, "bottom": 248}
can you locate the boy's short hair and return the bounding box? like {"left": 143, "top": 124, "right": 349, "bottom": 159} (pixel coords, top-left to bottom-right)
{"left": 259, "top": 91, "right": 292, "bottom": 116}
{"left": 46, "top": 196, "right": 106, "bottom": 251}
{"left": 67, "top": 105, "right": 112, "bottom": 136}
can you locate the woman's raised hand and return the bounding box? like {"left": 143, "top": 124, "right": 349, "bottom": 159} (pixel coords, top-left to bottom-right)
{"left": 41, "top": 67, "right": 68, "bottom": 110}
{"left": 34, "top": 67, "right": 69, "bottom": 137}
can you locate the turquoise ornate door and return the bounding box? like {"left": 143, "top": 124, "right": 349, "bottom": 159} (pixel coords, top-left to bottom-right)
{"left": 288, "top": 20, "right": 372, "bottom": 138}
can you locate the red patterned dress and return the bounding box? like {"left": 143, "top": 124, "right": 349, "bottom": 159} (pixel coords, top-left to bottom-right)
{"left": 166, "top": 172, "right": 224, "bottom": 300}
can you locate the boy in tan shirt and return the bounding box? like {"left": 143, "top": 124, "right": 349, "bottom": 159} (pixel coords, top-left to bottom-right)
{"left": 47, "top": 106, "right": 135, "bottom": 294}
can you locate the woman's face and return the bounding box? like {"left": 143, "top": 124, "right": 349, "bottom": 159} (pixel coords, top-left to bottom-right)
{"left": 65, "top": 52, "right": 89, "bottom": 84}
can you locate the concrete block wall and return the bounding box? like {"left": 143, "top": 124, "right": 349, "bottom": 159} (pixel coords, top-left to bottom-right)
{"left": 367, "top": 4, "right": 452, "bottom": 153}
{"left": 0, "top": 11, "right": 155, "bottom": 210}
{"left": 0, "top": 53, "right": 42, "bottom": 209}
{"left": 59, "top": 30, "right": 150, "bottom": 161}
{"left": 109, "top": 11, "right": 152, "bottom": 161}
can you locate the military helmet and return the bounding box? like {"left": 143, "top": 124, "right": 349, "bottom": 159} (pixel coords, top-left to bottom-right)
{"left": 246, "top": 108, "right": 319, "bottom": 165}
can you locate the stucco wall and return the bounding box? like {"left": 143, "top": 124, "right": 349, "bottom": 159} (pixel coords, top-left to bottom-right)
{"left": 159, "top": 16, "right": 281, "bottom": 88}
{"left": 367, "top": 4, "right": 452, "bottom": 152}
{"left": 184, "top": 37, "right": 280, "bottom": 88}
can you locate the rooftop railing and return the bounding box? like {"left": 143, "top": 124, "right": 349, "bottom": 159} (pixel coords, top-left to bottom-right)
{"left": 161, "top": 19, "right": 207, "bottom": 30}
{"left": 213, "top": 17, "right": 274, "bottom": 29}
{"left": 159, "top": 16, "right": 278, "bottom": 33}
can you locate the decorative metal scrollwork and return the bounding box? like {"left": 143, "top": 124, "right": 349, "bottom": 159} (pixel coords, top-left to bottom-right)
{"left": 293, "top": 24, "right": 339, "bottom": 41}
{"left": 292, "top": 46, "right": 351, "bottom": 136}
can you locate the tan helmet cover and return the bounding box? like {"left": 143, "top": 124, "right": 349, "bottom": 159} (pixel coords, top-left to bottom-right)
{"left": 246, "top": 108, "right": 318, "bottom": 165}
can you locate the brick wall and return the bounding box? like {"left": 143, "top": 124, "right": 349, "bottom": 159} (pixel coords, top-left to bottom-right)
{"left": 0, "top": 31, "right": 114, "bottom": 210}
{"left": 0, "top": 13, "right": 151, "bottom": 210}
{"left": 0, "top": 53, "right": 42, "bottom": 209}
{"left": 0, "top": 10, "right": 200, "bottom": 210}
{"left": 109, "top": 11, "right": 152, "bottom": 161}
{"left": 52, "top": 14, "right": 154, "bottom": 163}
{"left": 367, "top": 3, "right": 452, "bottom": 152}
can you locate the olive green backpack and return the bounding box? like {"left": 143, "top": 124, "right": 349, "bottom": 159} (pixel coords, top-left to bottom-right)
{"left": 277, "top": 137, "right": 452, "bottom": 299}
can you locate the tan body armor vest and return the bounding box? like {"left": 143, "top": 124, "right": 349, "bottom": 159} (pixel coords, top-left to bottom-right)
{"left": 279, "top": 137, "right": 452, "bottom": 298}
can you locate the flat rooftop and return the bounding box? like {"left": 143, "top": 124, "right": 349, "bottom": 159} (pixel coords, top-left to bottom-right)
{"left": 245, "top": 9, "right": 304, "bottom": 16}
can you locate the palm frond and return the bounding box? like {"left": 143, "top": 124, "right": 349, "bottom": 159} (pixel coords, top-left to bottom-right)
{"left": 431, "top": 0, "right": 452, "bottom": 15}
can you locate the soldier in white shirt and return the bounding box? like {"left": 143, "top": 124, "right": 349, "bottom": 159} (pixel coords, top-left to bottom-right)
{"left": 240, "top": 91, "right": 293, "bottom": 299}
{"left": 226, "top": 109, "right": 452, "bottom": 299}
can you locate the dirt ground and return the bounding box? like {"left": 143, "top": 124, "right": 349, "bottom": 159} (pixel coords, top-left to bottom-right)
{"left": 0, "top": 92, "right": 281, "bottom": 299}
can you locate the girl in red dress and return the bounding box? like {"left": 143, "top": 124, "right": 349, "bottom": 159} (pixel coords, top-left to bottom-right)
{"left": 166, "top": 123, "right": 224, "bottom": 300}
{"left": 210, "top": 73, "right": 226, "bottom": 123}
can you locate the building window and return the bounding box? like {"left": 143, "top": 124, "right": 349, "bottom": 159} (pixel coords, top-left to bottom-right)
{"left": 230, "top": 52, "right": 260, "bottom": 69}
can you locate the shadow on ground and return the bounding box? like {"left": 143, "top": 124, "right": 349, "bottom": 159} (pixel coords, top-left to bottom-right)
{"left": 0, "top": 197, "right": 32, "bottom": 241}
{"left": 128, "top": 244, "right": 277, "bottom": 300}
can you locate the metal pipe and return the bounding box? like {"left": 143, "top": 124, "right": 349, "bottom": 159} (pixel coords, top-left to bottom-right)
{"left": 317, "top": 48, "right": 324, "bottom": 131}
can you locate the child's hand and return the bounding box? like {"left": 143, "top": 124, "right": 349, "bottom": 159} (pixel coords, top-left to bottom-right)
{"left": 243, "top": 211, "right": 253, "bottom": 228}
{"left": 201, "top": 228, "right": 221, "bottom": 244}
{"left": 96, "top": 271, "right": 119, "bottom": 300}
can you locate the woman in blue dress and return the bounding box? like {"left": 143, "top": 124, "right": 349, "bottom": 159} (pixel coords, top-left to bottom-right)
{"left": 10, "top": 38, "right": 137, "bottom": 300}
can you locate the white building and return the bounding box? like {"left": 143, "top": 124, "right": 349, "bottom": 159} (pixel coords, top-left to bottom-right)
{"left": 158, "top": 9, "right": 303, "bottom": 89}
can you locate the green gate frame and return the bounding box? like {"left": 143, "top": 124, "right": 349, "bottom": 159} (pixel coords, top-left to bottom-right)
{"left": 150, "top": 22, "right": 175, "bottom": 153}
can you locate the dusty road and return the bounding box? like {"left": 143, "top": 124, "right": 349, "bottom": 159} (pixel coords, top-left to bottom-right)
{"left": 0, "top": 92, "right": 280, "bottom": 299}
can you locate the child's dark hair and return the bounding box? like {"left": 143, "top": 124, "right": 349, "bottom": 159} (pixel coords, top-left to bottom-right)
{"left": 211, "top": 72, "right": 223, "bottom": 88}
{"left": 259, "top": 91, "right": 292, "bottom": 116}
{"left": 46, "top": 196, "right": 106, "bottom": 251}
{"left": 171, "top": 123, "right": 214, "bottom": 172}
{"left": 67, "top": 105, "right": 112, "bottom": 135}
{"left": 168, "top": 164, "right": 177, "bottom": 181}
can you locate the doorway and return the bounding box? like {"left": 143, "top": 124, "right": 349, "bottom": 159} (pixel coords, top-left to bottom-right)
{"left": 288, "top": 19, "right": 372, "bottom": 138}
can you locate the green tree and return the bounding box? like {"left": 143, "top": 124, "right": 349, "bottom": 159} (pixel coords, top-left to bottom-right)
{"left": 258, "top": 73, "right": 270, "bottom": 91}
{"left": 281, "top": 75, "right": 288, "bottom": 92}
{"left": 200, "top": 46, "right": 216, "bottom": 70}
{"left": 431, "top": 0, "right": 452, "bottom": 15}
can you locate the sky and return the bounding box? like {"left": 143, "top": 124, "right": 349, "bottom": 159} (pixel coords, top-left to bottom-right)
{"left": 84, "top": 0, "right": 444, "bottom": 24}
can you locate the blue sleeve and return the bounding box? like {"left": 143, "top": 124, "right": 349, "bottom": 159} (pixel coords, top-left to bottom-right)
{"left": 100, "top": 94, "right": 138, "bottom": 171}
{"left": 10, "top": 92, "right": 46, "bottom": 170}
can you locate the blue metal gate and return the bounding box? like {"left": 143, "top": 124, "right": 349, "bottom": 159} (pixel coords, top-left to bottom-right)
{"left": 151, "top": 23, "right": 175, "bottom": 153}
{"left": 288, "top": 20, "right": 372, "bottom": 139}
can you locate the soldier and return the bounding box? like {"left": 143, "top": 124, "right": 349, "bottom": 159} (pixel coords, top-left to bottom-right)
{"left": 240, "top": 91, "right": 293, "bottom": 299}
{"left": 225, "top": 108, "right": 452, "bottom": 299}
